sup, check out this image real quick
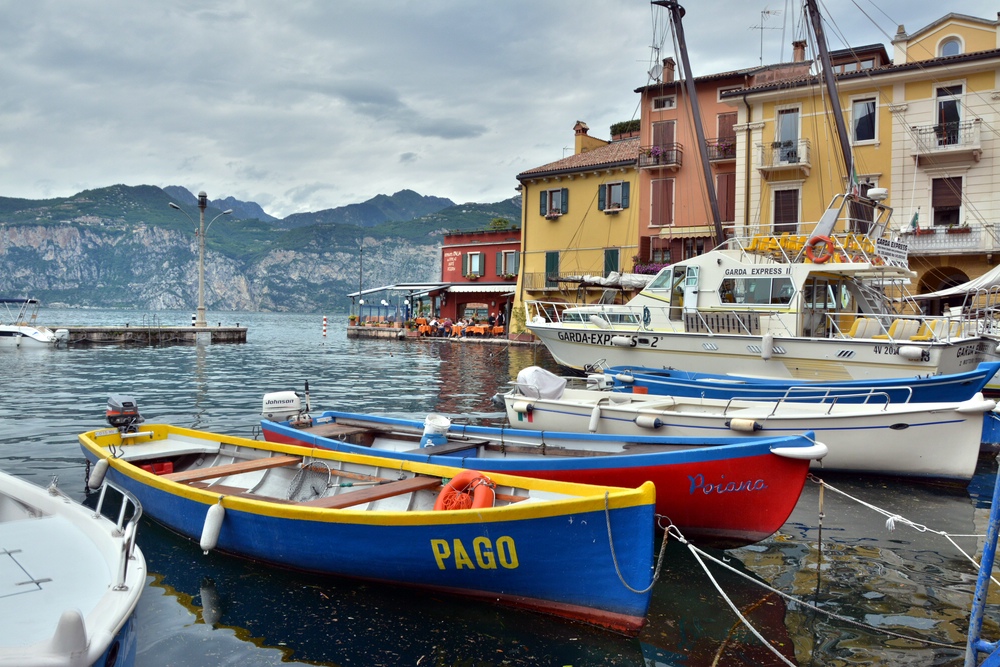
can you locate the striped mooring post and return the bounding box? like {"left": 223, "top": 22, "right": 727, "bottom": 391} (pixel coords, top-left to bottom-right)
{"left": 191, "top": 313, "right": 196, "bottom": 327}
{"left": 323, "top": 316, "right": 327, "bottom": 337}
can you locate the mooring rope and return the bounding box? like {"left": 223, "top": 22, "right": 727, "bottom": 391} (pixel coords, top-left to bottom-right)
{"left": 808, "top": 473, "right": 1000, "bottom": 587}
{"left": 685, "top": 539, "right": 963, "bottom": 651}
{"left": 604, "top": 493, "right": 670, "bottom": 594}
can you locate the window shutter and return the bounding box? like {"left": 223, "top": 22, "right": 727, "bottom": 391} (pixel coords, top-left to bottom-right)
{"left": 621, "top": 182, "right": 630, "bottom": 209}
{"left": 932, "top": 178, "right": 962, "bottom": 208}
{"left": 639, "top": 235, "right": 651, "bottom": 262}
{"left": 598, "top": 185, "right": 606, "bottom": 211}
{"left": 496, "top": 252, "right": 502, "bottom": 276}
{"left": 560, "top": 188, "right": 569, "bottom": 214}
{"left": 513, "top": 253, "right": 520, "bottom": 273}
{"left": 462, "top": 253, "right": 469, "bottom": 276}
{"left": 540, "top": 191, "right": 547, "bottom": 216}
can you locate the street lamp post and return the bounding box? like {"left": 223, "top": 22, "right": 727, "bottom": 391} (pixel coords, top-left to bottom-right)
{"left": 169, "top": 192, "right": 232, "bottom": 328}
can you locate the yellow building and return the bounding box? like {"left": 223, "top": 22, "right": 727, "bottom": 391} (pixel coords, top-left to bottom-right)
{"left": 729, "top": 12, "right": 1000, "bottom": 311}
{"left": 511, "top": 122, "right": 640, "bottom": 334}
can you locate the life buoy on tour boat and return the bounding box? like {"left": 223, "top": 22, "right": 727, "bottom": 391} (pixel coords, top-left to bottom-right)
{"left": 804, "top": 236, "right": 834, "bottom": 263}
{"left": 434, "top": 470, "right": 496, "bottom": 511}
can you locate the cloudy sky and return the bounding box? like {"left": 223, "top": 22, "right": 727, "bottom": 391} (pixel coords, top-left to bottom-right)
{"left": 1, "top": 1, "right": 994, "bottom": 219}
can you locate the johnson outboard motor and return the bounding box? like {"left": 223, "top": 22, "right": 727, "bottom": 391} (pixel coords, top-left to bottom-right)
{"left": 107, "top": 394, "right": 144, "bottom": 432}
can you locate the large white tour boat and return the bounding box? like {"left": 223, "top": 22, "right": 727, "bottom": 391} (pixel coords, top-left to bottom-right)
{"left": 526, "top": 192, "right": 999, "bottom": 381}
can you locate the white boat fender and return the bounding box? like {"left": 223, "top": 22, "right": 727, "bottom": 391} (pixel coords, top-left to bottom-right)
{"left": 611, "top": 335, "right": 636, "bottom": 348}
{"left": 200, "top": 500, "right": 225, "bottom": 554}
{"left": 589, "top": 315, "right": 611, "bottom": 329}
{"left": 761, "top": 333, "right": 774, "bottom": 361}
{"left": 771, "top": 442, "right": 829, "bottom": 460}
{"left": 614, "top": 373, "right": 635, "bottom": 384}
{"left": 511, "top": 400, "right": 533, "bottom": 415}
{"left": 898, "top": 345, "right": 923, "bottom": 361}
{"left": 634, "top": 414, "right": 663, "bottom": 429}
{"left": 87, "top": 458, "right": 109, "bottom": 490}
{"left": 727, "top": 418, "right": 761, "bottom": 432}
{"left": 588, "top": 405, "right": 602, "bottom": 432}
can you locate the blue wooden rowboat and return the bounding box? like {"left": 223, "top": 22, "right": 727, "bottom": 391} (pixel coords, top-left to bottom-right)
{"left": 602, "top": 361, "right": 1000, "bottom": 403}
{"left": 79, "top": 422, "right": 657, "bottom": 635}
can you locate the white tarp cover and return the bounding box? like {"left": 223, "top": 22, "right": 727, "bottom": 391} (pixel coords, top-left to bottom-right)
{"left": 514, "top": 366, "right": 567, "bottom": 399}
{"left": 571, "top": 272, "right": 654, "bottom": 289}
{"left": 912, "top": 263, "right": 1000, "bottom": 300}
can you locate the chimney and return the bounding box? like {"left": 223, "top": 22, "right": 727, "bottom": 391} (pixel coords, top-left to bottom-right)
{"left": 792, "top": 40, "right": 806, "bottom": 63}
{"left": 573, "top": 121, "right": 590, "bottom": 137}
{"left": 662, "top": 58, "right": 675, "bottom": 83}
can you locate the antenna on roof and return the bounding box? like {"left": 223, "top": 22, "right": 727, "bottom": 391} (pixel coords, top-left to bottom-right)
{"left": 648, "top": 63, "right": 663, "bottom": 82}
{"left": 749, "top": 8, "right": 782, "bottom": 66}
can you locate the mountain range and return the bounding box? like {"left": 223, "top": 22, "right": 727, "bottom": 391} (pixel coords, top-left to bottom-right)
{"left": 0, "top": 185, "right": 521, "bottom": 312}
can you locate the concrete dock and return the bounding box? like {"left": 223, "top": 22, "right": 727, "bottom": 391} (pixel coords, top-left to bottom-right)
{"left": 58, "top": 325, "right": 247, "bottom": 345}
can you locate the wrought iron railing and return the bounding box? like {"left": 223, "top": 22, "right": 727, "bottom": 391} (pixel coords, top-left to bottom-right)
{"left": 638, "top": 143, "right": 683, "bottom": 169}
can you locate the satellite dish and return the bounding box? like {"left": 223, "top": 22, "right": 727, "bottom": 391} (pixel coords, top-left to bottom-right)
{"left": 648, "top": 63, "right": 663, "bottom": 81}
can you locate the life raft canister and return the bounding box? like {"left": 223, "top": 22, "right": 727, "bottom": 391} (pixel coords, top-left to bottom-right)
{"left": 434, "top": 470, "right": 496, "bottom": 511}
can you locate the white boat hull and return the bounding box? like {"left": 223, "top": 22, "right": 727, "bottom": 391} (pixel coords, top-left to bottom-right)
{"left": 529, "top": 323, "right": 993, "bottom": 381}
{"left": 0, "top": 473, "right": 145, "bottom": 667}
{"left": 0, "top": 325, "right": 59, "bottom": 348}
{"left": 504, "top": 387, "right": 995, "bottom": 481}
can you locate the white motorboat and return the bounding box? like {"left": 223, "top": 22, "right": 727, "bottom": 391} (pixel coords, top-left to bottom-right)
{"left": 0, "top": 298, "right": 68, "bottom": 348}
{"left": 503, "top": 367, "right": 996, "bottom": 482}
{"left": 0, "top": 472, "right": 145, "bottom": 667}
{"left": 525, "top": 192, "right": 999, "bottom": 381}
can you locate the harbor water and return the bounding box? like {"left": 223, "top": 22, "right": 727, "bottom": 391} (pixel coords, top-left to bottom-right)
{"left": 3, "top": 309, "right": 1000, "bottom": 666}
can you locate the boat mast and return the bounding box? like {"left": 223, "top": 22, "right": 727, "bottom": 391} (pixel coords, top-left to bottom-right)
{"left": 653, "top": 1, "right": 724, "bottom": 246}
{"left": 804, "top": 0, "right": 853, "bottom": 181}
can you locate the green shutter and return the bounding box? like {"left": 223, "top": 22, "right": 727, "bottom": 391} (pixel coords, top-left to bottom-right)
{"left": 513, "top": 253, "right": 520, "bottom": 273}
{"left": 560, "top": 188, "right": 569, "bottom": 214}
{"left": 621, "top": 182, "right": 630, "bottom": 209}
{"left": 598, "top": 185, "right": 606, "bottom": 211}
{"left": 496, "top": 251, "right": 502, "bottom": 276}
{"left": 462, "top": 253, "right": 469, "bottom": 276}
{"left": 540, "top": 191, "right": 547, "bottom": 216}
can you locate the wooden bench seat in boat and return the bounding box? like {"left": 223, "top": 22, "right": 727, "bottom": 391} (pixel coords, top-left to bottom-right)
{"left": 299, "top": 475, "right": 442, "bottom": 509}
{"left": 163, "top": 455, "right": 301, "bottom": 483}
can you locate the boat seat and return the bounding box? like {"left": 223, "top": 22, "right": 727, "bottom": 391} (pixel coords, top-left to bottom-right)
{"left": 911, "top": 319, "right": 947, "bottom": 341}
{"left": 299, "top": 475, "right": 442, "bottom": 509}
{"left": 163, "top": 455, "right": 301, "bottom": 483}
{"left": 872, "top": 319, "right": 919, "bottom": 341}
{"left": 843, "top": 317, "right": 874, "bottom": 338}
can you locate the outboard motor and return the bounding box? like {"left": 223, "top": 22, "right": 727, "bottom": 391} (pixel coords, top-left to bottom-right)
{"left": 107, "top": 395, "right": 144, "bottom": 431}
{"left": 261, "top": 391, "right": 304, "bottom": 422}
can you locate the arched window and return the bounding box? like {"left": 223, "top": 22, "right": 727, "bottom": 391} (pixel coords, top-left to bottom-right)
{"left": 940, "top": 38, "right": 961, "bottom": 57}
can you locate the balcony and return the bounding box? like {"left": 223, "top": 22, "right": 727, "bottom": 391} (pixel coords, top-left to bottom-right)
{"left": 911, "top": 119, "right": 981, "bottom": 165}
{"left": 639, "top": 143, "right": 683, "bottom": 171}
{"left": 756, "top": 139, "right": 811, "bottom": 179}
{"left": 706, "top": 138, "right": 736, "bottom": 162}
{"left": 897, "top": 222, "right": 994, "bottom": 256}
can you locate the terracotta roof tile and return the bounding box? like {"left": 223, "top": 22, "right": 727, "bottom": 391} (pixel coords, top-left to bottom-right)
{"left": 517, "top": 137, "right": 640, "bottom": 180}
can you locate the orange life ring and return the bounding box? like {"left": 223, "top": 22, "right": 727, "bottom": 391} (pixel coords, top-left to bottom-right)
{"left": 434, "top": 470, "right": 495, "bottom": 511}
{"left": 804, "top": 236, "right": 834, "bottom": 263}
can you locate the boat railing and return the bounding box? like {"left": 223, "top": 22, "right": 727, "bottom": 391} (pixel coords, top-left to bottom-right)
{"left": 92, "top": 480, "right": 143, "bottom": 590}
{"left": 722, "top": 390, "right": 892, "bottom": 416}
{"left": 725, "top": 231, "right": 897, "bottom": 267}
{"left": 829, "top": 313, "right": 977, "bottom": 343}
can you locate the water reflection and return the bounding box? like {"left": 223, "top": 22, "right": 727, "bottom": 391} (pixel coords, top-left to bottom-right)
{"left": 6, "top": 310, "right": 1000, "bottom": 665}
